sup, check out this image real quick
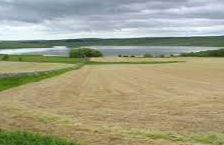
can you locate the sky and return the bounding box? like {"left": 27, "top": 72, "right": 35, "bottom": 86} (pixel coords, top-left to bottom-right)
{"left": 0, "top": 0, "right": 224, "bottom": 40}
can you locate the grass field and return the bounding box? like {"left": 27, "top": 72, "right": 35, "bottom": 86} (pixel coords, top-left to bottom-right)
{"left": 0, "top": 57, "right": 223, "bottom": 145}
{"left": 0, "top": 65, "right": 82, "bottom": 92}
{"left": 0, "top": 61, "right": 74, "bottom": 74}
{"left": 0, "top": 58, "right": 179, "bottom": 92}
{"left": 0, "top": 55, "right": 80, "bottom": 64}
{"left": 0, "top": 130, "right": 80, "bottom": 145}
{"left": 0, "top": 61, "right": 83, "bottom": 91}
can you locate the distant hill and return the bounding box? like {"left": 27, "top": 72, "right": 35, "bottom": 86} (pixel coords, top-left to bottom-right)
{"left": 0, "top": 36, "right": 224, "bottom": 49}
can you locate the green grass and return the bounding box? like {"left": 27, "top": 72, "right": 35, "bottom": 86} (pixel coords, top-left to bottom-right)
{"left": 132, "top": 131, "right": 224, "bottom": 145}
{"left": 0, "top": 130, "right": 80, "bottom": 145}
{"left": 190, "top": 134, "right": 224, "bottom": 145}
{"left": 103, "top": 127, "right": 224, "bottom": 145}
{"left": 142, "top": 132, "right": 224, "bottom": 145}
{"left": 0, "top": 55, "right": 81, "bottom": 64}
{"left": 0, "top": 54, "right": 184, "bottom": 65}
{"left": 0, "top": 64, "right": 84, "bottom": 92}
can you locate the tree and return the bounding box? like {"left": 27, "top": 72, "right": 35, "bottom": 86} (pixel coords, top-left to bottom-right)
{"left": 70, "top": 48, "right": 103, "bottom": 58}
{"left": 143, "top": 53, "right": 153, "bottom": 58}
{"left": 2, "top": 55, "right": 9, "bottom": 61}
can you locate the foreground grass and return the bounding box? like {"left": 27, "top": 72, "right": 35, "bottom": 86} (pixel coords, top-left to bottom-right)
{"left": 0, "top": 130, "right": 80, "bottom": 145}
{"left": 103, "top": 127, "right": 224, "bottom": 145}
{"left": 0, "top": 64, "right": 83, "bottom": 92}
{"left": 131, "top": 131, "right": 224, "bottom": 145}
{"left": 0, "top": 55, "right": 81, "bottom": 64}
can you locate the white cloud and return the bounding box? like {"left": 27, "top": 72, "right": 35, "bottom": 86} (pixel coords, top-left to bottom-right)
{"left": 0, "top": 0, "right": 223, "bottom": 40}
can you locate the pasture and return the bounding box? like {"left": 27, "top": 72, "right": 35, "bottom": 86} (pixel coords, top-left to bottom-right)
{"left": 0, "top": 57, "right": 223, "bottom": 145}
{"left": 0, "top": 55, "right": 80, "bottom": 64}
{"left": 0, "top": 61, "right": 79, "bottom": 91}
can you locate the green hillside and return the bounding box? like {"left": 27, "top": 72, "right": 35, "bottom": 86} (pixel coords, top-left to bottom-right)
{"left": 1, "top": 36, "right": 224, "bottom": 49}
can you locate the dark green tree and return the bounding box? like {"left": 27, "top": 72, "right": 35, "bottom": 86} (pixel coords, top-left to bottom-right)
{"left": 70, "top": 48, "right": 103, "bottom": 58}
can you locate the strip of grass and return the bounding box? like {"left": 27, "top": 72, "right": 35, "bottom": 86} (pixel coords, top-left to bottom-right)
{"left": 103, "top": 127, "right": 224, "bottom": 145}
{"left": 86, "top": 61, "right": 184, "bottom": 65}
{"left": 0, "top": 54, "right": 185, "bottom": 65}
{"left": 0, "top": 130, "right": 81, "bottom": 145}
{"left": 0, "top": 64, "right": 84, "bottom": 92}
{"left": 142, "top": 132, "right": 224, "bottom": 145}
{"left": 130, "top": 131, "right": 224, "bottom": 145}
{"left": 0, "top": 55, "right": 82, "bottom": 64}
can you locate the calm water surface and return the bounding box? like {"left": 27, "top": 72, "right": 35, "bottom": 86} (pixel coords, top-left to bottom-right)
{"left": 0, "top": 46, "right": 220, "bottom": 57}
{"left": 90, "top": 46, "right": 220, "bottom": 56}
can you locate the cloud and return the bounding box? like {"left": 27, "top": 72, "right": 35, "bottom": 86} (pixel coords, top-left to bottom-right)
{"left": 0, "top": 0, "right": 223, "bottom": 40}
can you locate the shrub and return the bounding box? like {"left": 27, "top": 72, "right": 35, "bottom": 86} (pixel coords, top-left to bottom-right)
{"left": 18, "top": 57, "right": 23, "bottom": 61}
{"left": 70, "top": 48, "right": 103, "bottom": 58}
{"left": 159, "top": 54, "right": 165, "bottom": 58}
{"left": 180, "top": 49, "right": 224, "bottom": 57}
{"left": 144, "top": 53, "right": 153, "bottom": 58}
{"left": 118, "top": 54, "right": 122, "bottom": 57}
{"left": 2, "top": 55, "right": 9, "bottom": 61}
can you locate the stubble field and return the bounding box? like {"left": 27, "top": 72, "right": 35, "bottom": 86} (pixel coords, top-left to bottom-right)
{"left": 0, "top": 57, "right": 223, "bottom": 145}
{"left": 0, "top": 61, "right": 74, "bottom": 74}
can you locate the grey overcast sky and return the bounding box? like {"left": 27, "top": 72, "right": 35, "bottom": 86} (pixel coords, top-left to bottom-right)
{"left": 0, "top": 0, "right": 224, "bottom": 40}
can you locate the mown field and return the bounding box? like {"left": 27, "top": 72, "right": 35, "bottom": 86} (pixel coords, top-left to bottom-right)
{"left": 0, "top": 61, "right": 81, "bottom": 92}
{"left": 0, "top": 57, "right": 223, "bottom": 145}
{"left": 0, "top": 61, "right": 74, "bottom": 74}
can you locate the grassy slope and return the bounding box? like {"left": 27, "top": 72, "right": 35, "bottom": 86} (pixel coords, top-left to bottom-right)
{"left": 0, "top": 60, "right": 183, "bottom": 92}
{"left": 105, "top": 128, "right": 224, "bottom": 145}
{"left": 0, "top": 64, "right": 83, "bottom": 92}
{"left": 1, "top": 36, "right": 224, "bottom": 49}
{"left": 0, "top": 130, "right": 80, "bottom": 145}
{"left": 0, "top": 55, "right": 80, "bottom": 64}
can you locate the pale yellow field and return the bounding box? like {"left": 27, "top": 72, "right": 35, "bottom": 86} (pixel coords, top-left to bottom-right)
{"left": 0, "top": 58, "right": 224, "bottom": 145}
{"left": 0, "top": 61, "right": 74, "bottom": 74}
{"left": 91, "top": 56, "right": 194, "bottom": 62}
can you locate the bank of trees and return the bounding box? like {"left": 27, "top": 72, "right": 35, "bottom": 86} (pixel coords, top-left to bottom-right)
{"left": 181, "top": 49, "right": 224, "bottom": 57}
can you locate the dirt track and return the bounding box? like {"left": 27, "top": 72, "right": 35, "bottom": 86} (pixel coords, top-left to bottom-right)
{"left": 0, "top": 58, "right": 224, "bottom": 145}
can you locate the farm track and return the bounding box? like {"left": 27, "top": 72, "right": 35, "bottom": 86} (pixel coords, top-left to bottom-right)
{"left": 0, "top": 58, "right": 224, "bottom": 145}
